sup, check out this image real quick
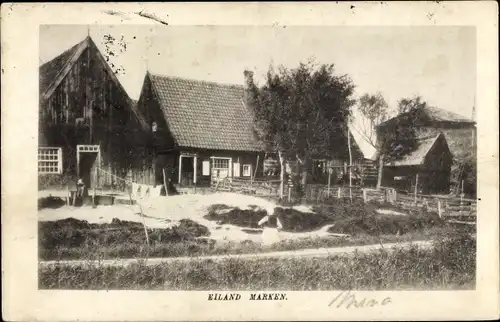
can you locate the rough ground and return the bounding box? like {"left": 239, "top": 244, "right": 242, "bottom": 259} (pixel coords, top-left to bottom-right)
{"left": 38, "top": 192, "right": 331, "bottom": 245}
{"left": 39, "top": 240, "right": 433, "bottom": 267}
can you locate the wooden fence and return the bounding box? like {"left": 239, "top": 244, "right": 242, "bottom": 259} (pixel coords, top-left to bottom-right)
{"left": 213, "top": 178, "right": 477, "bottom": 223}
{"left": 364, "top": 187, "right": 477, "bottom": 223}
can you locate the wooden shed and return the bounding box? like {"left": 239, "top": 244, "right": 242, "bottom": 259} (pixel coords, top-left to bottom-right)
{"left": 381, "top": 133, "right": 453, "bottom": 194}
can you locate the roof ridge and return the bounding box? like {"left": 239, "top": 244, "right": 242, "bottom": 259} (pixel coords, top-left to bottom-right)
{"left": 39, "top": 36, "right": 88, "bottom": 68}
{"left": 424, "top": 105, "right": 473, "bottom": 122}
{"left": 418, "top": 132, "right": 442, "bottom": 163}
{"left": 148, "top": 72, "right": 244, "bottom": 89}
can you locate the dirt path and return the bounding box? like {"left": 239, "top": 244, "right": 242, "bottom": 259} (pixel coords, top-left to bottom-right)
{"left": 39, "top": 240, "right": 433, "bottom": 267}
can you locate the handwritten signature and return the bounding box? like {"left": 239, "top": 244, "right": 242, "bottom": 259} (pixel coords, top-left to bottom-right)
{"left": 328, "top": 291, "right": 392, "bottom": 309}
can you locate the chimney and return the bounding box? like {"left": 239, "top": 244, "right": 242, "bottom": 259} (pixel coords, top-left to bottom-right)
{"left": 243, "top": 70, "right": 254, "bottom": 105}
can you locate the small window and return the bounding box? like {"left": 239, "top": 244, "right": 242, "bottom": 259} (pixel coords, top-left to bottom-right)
{"left": 242, "top": 164, "right": 251, "bottom": 177}
{"left": 212, "top": 158, "right": 230, "bottom": 170}
{"left": 38, "top": 147, "right": 63, "bottom": 174}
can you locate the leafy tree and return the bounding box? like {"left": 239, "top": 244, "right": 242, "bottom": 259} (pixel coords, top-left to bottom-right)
{"left": 397, "top": 95, "right": 428, "bottom": 114}
{"left": 355, "top": 94, "right": 425, "bottom": 188}
{"left": 245, "top": 60, "right": 356, "bottom": 197}
{"left": 355, "top": 92, "right": 389, "bottom": 150}
{"left": 353, "top": 92, "right": 389, "bottom": 188}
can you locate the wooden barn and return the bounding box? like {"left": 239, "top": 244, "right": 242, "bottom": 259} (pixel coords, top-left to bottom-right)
{"left": 381, "top": 132, "right": 453, "bottom": 194}
{"left": 376, "top": 105, "right": 476, "bottom": 193}
{"left": 38, "top": 36, "right": 149, "bottom": 190}
{"left": 135, "top": 72, "right": 266, "bottom": 189}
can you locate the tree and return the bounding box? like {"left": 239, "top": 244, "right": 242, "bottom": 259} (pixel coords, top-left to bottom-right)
{"left": 353, "top": 92, "right": 389, "bottom": 188}
{"left": 355, "top": 94, "right": 425, "bottom": 188}
{"left": 245, "top": 60, "right": 356, "bottom": 197}
{"left": 355, "top": 92, "right": 389, "bottom": 150}
{"left": 397, "top": 96, "right": 428, "bottom": 114}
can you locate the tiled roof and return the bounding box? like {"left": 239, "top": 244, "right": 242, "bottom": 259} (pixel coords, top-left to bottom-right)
{"left": 39, "top": 38, "right": 86, "bottom": 96}
{"left": 385, "top": 133, "right": 443, "bottom": 167}
{"left": 148, "top": 73, "right": 263, "bottom": 152}
{"left": 378, "top": 106, "right": 474, "bottom": 128}
{"left": 423, "top": 106, "right": 474, "bottom": 123}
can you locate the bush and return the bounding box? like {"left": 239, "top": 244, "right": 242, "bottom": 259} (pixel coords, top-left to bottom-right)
{"left": 38, "top": 196, "right": 66, "bottom": 210}
{"left": 327, "top": 209, "right": 444, "bottom": 236}
{"left": 274, "top": 207, "right": 331, "bottom": 232}
{"left": 204, "top": 207, "right": 267, "bottom": 228}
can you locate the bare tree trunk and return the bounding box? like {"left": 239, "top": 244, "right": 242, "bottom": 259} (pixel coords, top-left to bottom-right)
{"left": 376, "top": 154, "right": 384, "bottom": 189}
{"left": 278, "top": 150, "right": 285, "bottom": 199}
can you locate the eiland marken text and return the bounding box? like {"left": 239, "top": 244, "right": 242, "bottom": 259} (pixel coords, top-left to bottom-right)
{"left": 208, "top": 293, "right": 287, "bottom": 301}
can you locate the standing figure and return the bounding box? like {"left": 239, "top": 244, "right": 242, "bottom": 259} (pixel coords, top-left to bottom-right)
{"left": 76, "top": 178, "right": 86, "bottom": 197}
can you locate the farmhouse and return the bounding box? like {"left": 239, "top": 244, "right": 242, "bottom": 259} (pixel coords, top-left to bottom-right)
{"left": 376, "top": 105, "right": 476, "bottom": 193}
{"left": 381, "top": 132, "right": 453, "bottom": 194}
{"left": 38, "top": 36, "right": 148, "bottom": 190}
{"left": 135, "top": 72, "right": 266, "bottom": 189}
{"left": 39, "top": 36, "right": 367, "bottom": 194}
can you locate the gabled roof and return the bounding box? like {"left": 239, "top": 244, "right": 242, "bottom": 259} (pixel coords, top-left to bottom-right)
{"left": 39, "top": 38, "right": 87, "bottom": 98}
{"left": 148, "top": 73, "right": 263, "bottom": 152}
{"left": 378, "top": 106, "right": 475, "bottom": 128}
{"left": 385, "top": 133, "right": 449, "bottom": 167}
{"left": 39, "top": 36, "right": 132, "bottom": 107}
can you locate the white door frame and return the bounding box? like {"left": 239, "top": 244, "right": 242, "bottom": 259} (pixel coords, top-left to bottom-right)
{"left": 76, "top": 144, "right": 101, "bottom": 178}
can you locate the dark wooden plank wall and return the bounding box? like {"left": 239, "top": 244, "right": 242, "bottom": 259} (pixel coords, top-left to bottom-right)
{"left": 40, "top": 43, "right": 153, "bottom": 188}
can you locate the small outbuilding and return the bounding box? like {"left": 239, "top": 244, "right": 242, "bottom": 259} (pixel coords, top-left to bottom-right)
{"left": 381, "top": 132, "right": 453, "bottom": 194}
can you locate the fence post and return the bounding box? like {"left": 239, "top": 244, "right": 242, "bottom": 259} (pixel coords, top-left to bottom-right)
{"left": 414, "top": 173, "right": 419, "bottom": 205}
{"left": 362, "top": 188, "right": 367, "bottom": 203}
{"left": 337, "top": 187, "right": 341, "bottom": 199}
{"left": 438, "top": 199, "right": 442, "bottom": 218}
{"left": 327, "top": 170, "right": 331, "bottom": 197}
{"left": 288, "top": 186, "right": 291, "bottom": 202}
{"left": 162, "top": 168, "right": 169, "bottom": 197}
{"left": 92, "top": 168, "right": 97, "bottom": 208}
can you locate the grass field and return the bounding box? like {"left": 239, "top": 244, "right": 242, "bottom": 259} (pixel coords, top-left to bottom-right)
{"left": 38, "top": 195, "right": 475, "bottom": 290}
{"left": 38, "top": 197, "right": 469, "bottom": 261}
{"left": 39, "top": 232, "right": 475, "bottom": 290}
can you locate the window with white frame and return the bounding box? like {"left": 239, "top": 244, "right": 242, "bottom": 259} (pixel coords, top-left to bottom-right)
{"left": 242, "top": 164, "right": 252, "bottom": 177}
{"left": 211, "top": 157, "right": 231, "bottom": 179}
{"left": 38, "top": 147, "right": 63, "bottom": 174}
{"left": 212, "top": 158, "right": 230, "bottom": 170}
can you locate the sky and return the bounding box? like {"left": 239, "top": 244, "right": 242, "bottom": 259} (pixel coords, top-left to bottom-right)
{"left": 40, "top": 25, "right": 476, "bottom": 158}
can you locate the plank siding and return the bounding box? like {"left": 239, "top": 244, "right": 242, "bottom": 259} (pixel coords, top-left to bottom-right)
{"left": 39, "top": 38, "right": 150, "bottom": 189}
